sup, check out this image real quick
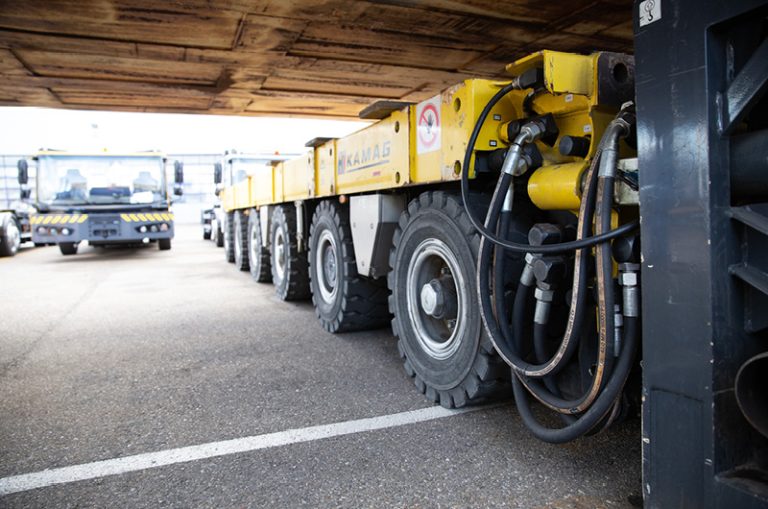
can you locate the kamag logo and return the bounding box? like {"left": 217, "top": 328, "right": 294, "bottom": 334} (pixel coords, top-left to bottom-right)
{"left": 337, "top": 141, "right": 391, "bottom": 174}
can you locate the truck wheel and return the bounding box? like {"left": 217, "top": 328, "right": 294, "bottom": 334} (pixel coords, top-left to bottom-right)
{"left": 233, "top": 211, "right": 250, "bottom": 271}
{"left": 158, "top": 238, "right": 172, "bottom": 250}
{"left": 270, "top": 205, "right": 310, "bottom": 300}
{"left": 213, "top": 218, "right": 224, "bottom": 247}
{"left": 203, "top": 228, "right": 211, "bottom": 240}
{"left": 0, "top": 214, "right": 21, "bottom": 257}
{"left": 388, "top": 192, "right": 507, "bottom": 408}
{"left": 223, "top": 212, "right": 235, "bottom": 263}
{"left": 248, "top": 209, "right": 271, "bottom": 282}
{"left": 309, "top": 200, "right": 389, "bottom": 333}
{"left": 59, "top": 242, "right": 79, "bottom": 255}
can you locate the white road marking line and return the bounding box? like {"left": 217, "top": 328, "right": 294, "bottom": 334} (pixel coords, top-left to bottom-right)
{"left": 0, "top": 404, "right": 494, "bottom": 496}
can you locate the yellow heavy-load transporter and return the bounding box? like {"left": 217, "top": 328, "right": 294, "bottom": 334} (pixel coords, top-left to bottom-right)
{"left": 220, "top": 50, "right": 640, "bottom": 442}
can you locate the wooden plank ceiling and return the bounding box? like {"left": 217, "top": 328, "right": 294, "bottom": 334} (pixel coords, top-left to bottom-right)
{"left": 0, "top": 0, "right": 634, "bottom": 119}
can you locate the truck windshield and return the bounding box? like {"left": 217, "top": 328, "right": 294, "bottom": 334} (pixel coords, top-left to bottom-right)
{"left": 230, "top": 158, "right": 266, "bottom": 185}
{"left": 37, "top": 155, "right": 166, "bottom": 207}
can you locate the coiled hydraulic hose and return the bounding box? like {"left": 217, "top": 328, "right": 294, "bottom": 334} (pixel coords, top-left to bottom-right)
{"left": 476, "top": 105, "right": 639, "bottom": 441}
{"left": 479, "top": 140, "right": 615, "bottom": 413}
{"left": 478, "top": 139, "right": 604, "bottom": 378}
{"left": 460, "top": 83, "right": 638, "bottom": 254}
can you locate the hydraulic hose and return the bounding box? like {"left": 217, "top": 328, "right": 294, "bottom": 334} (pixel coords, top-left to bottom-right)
{"left": 494, "top": 209, "right": 515, "bottom": 346}
{"left": 479, "top": 143, "right": 603, "bottom": 378}
{"left": 459, "top": 84, "right": 638, "bottom": 254}
{"left": 477, "top": 107, "right": 638, "bottom": 440}
{"left": 516, "top": 116, "right": 631, "bottom": 416}
{"left": 511, "top": 316, "right": 639, "bottom": 444}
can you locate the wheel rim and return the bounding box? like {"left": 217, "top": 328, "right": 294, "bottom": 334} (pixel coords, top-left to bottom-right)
{"left": 406, "top": 238, "right": 467, "bottom": 361}
{"left": 223, "top": 218, "right": 230, "bottom": 250}
{"left": 249, "top": 219, "right": 260, "bottom": 263}
{"left": 7, "top": 221, "right": 20, "bottom": 252}
{"left": 274, "top": 227, "right": 287, "bottom": 280}
{"left": 315, "top": 229, "right": 338, "bottom": 302}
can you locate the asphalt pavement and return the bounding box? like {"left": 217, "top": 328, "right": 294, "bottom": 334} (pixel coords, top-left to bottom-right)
{"left": 0, "top": 225, "right": 642, "bottom": 508}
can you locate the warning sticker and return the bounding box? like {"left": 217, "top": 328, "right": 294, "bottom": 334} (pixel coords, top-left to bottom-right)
{"left": 638, "top": 0, "right": 661, "bottom": 27}
{"left": 416, "top": 95, "right": 441, "bottom": 154}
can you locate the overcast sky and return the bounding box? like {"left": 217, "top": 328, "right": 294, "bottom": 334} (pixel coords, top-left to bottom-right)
{"left": 0, "top": 107, "right": 368, "bottom": 156}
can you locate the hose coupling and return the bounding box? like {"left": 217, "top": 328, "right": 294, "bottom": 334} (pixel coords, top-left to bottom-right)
{"left": 534, "top": 285, "right": 554, "bottom": 325}
{"left": 619, "top": 262, "right": 640, "bottom": 318}
{"left": 502, "top": 120, "right": 546, "bottom": 177}
{"left": 520, "top": 255, "right": 537, "bottom": 287}
{"left": 614, "top": 304, "right": 624, "bottom": 356}
{"left": 501, "top": 142, "right": 528, "bottom": 176}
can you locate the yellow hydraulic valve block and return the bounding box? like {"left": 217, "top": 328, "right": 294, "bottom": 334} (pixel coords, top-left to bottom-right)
{"left": 503, "top": 51, "right": 634, "bottom": 211}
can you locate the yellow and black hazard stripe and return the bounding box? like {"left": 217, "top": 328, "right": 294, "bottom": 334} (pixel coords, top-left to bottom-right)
{"left": 30, "top": 214, "right": 88, "bottom": 225}
{"left": 120, "top": 212, "right": 174, "bottom": 222}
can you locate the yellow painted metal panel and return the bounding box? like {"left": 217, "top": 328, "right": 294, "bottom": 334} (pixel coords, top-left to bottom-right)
{"left": 314, "top": 140, "right": 337, "bottom": 197}
{"left": 233, "top": 178, "right": 251, "bottom": 209}
{"left": 335, "top": 110, "right": 409, "bottom": 195}
{"left": 282, "top": 152, "right": 315, "bottom": 202}
{"left": 221, "top": 186, "right": 236, "bottom": 212}
{"left": 506, "top": 51, "right": 594, "bottom": 96}
{"left": 273, "top": 164, "right": 285, "bottom": 204}
{"left": 250, "top": 165, "right": 274, "bottom": 207}
{"left": 411, "top": 79, "right": 523, "bottom": 184}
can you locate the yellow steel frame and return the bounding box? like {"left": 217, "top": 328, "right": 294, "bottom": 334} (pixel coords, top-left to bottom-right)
{"left": 220, "top": 51, "right": 625, "bottom": 214}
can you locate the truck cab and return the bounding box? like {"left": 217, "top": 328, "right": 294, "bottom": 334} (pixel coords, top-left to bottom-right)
{"left": 28, "top": 150, "right": 182, "bottom": 255}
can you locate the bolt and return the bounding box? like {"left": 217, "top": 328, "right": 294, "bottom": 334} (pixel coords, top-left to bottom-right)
{"left": 528, "top": 223, "right": 563, "bottom": 247}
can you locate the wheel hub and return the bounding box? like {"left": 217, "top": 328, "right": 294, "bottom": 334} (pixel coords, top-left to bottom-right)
{"left": 274, "top": 229, "right": 286, "bottom": 279}
{"left": 406, "top": 238, "right": 467, "bottom": 361}
{"left": 323, "top": 245, "right": 337, "bottom": 286}
{"left": 420, "top": 278, "right": 457, "bottom": 320}
{"left": 315, "top": 229, "right": 338, "bottom": 302}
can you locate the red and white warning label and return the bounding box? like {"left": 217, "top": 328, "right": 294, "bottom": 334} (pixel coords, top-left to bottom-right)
{"left": 416, "top": 95, "right": 441, "bottom": 154}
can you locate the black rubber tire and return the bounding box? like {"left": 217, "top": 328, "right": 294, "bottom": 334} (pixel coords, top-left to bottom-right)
{"left": 248, "top": 209, "right": 271, "bottom": 282}
{"left": 270, "top": 205, "right": 310, "bottom": 301}
{"left": 223, "top": 212, "right": 235, "bottom": 263}
{"left": 309, "top": 200, "right": 390, "bottom": 333}
{"left": 59, "top": 242, "right": 79, "bottom": 256}
{"left": 233, "top": 211, "right": 250, "bottom": 271}
{"left": 158, "top": 238, "right": 172, "bottom": 251}
{"left": 203, "top": 228, "right": 211, "bottom": 240}
{"left": 388, "top": 191, "right": 509, "bottom": 408}
{"left": 213, "top": 218, "right": 224, "bottom": 247}
{"left": 0, "top": 214, "right": 21, "bottom": 257}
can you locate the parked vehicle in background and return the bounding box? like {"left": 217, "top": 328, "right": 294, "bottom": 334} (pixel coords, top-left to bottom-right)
{"left": 26, "top": 150, "right": 183, "bottom": 255}
{"left": 0, "top": 159, "right": 34, "bottom": 257}
{"left": 201, "top": 203, "right": 220, "bottom": 242}
{"left": 208, "top": 151, "right": 296, "bottom": 252}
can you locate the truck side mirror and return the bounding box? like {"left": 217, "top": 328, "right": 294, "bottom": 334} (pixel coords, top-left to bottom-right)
{"left": 214, "top": 163, "right": 222, "bottom": 184}
{"left": 17, "top": 159, "right": 28, "bottom": 185}
{"left": 173, "top": 184, "right": 183, "bottom": 196}
{"left": 20, "top": 188, "right": 31, "bottom": 200}
{"left": 174, "top": 160, "right": 184, "bottom": 184}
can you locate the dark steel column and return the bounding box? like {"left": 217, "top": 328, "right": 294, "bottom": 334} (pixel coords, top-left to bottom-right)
{"left": 635, "top": 0, "right": 768, "bottom": 507}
